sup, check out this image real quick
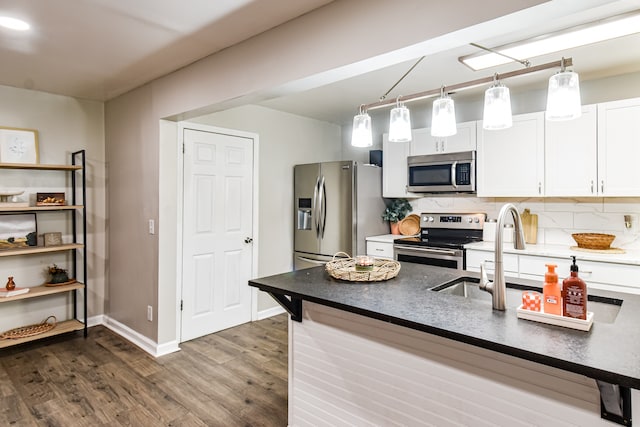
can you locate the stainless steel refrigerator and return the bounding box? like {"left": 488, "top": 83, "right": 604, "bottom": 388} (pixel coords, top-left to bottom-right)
{"left": 294, "top": 160, "right": 387, "bottom": 270}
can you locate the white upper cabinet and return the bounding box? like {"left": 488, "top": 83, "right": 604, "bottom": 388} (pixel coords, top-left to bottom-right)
{"left": 597, "top": 98, "right": 640, "bottom": 196}
{"left": 410, "top": 121, "right": 477, "bottom": 155}
{"left": 382, "top": 134, "right": 418, "bottom": 198}
{"left": 545, "top": 105, "right": 597, "bottom": 196}
{"left": 477, "top": 112, "right": 545, "bottom": 197}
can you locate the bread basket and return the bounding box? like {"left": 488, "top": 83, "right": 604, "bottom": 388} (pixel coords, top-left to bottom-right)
{"left": 571, "top": 233, "right": 615, "bottom": 250}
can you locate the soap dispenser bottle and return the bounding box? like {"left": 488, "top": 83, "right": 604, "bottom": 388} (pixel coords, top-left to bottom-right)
{"left": 562, "top": 256, "right": 588, "bottom": 320}
{"left": 543, "top": 264, "right": 562, "bottom": 316}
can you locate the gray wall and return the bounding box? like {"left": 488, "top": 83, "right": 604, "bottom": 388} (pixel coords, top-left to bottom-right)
{"left": 104, "top": 0, "right": 555, "bottom": 344}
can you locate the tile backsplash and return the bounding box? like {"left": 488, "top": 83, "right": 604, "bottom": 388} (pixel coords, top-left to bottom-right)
{"left": 408, "top": 196, "right": 640, "bottom": 249}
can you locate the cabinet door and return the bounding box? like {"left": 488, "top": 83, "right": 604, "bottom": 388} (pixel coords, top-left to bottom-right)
{"left": 410, "top": 121, "right": 476, "bottom": 155}
{"left": 597, "top": 98, "right": 640, "bottom": 196}
{"left": 477, "top": 112, "right": 545, "bottom": 197}
{"left": 545, "top": 105, "right": 597, "bottom": 196}
{"left": 382, "top": 134, "right": 418, "bottom": 198}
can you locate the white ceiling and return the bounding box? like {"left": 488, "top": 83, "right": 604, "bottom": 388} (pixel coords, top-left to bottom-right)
{"left": 0, "top": 0, "right": 333, "bottom": 100}
{"left": 0, "top": 0, "right": 639, "bottom": 125}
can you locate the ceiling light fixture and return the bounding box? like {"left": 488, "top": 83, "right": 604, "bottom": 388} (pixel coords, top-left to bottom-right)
{"left": 459, "top": 10, "right": 640, "bottom": 71}
{"left": 483, "top": 74, "right": 512, "bottom": 130}
{"left": 351, "top": 57, "right": 579, "bottom": 147}
{"left": 431, "top": 87, "right": 457, "bottom": 137}
{"left": 388, "top": 97, "right": 412, "bottom": 142}
{"left": 351, "top": 105, "right": 373, "bottom": 147}
{"left": 546, "top": 58, "right": 581, "bottom": 121}
{"left": 0, "top": 16, "right": 30, "bottom": 31}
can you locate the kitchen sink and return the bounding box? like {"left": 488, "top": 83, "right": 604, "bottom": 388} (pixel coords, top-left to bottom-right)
{"left": 431, "top": 277, "right": 623, "bottom": 324}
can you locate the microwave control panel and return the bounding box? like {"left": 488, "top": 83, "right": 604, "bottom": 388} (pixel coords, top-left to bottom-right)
{"left": 456, "top": 163, "right": 472, "bottom": 185}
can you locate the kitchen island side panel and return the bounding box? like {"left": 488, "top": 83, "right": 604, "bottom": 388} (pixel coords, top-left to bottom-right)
{"left": 290, "top": 301, "right": 627, "bottom": 427}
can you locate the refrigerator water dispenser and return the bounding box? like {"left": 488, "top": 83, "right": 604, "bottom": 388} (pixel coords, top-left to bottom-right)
{"left": 297, "top": 198, "right": 312, "bottom": 230}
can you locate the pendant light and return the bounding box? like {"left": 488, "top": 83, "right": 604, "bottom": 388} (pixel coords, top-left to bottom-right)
{"left": 483, "top": 74, "right": 512, "bottom": 130}
{"left": 351, "top": 105, "right": 373, "bottom": 147}
{"left": 388, "top": 97, "right": 412, "bottom": 142}
{"left": 431, "top": 87, "right": 456, "bottom": 137}
{"left": 546, "top": 58, "right": 581, "bottom": 121}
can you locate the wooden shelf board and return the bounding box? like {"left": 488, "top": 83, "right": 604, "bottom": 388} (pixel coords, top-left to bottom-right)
{"left": 0, "top": 243, "right": 84, "bottom": 257}
{"left": 0, "top": 163, "right": 82, "bottom": 171}
{"left": 0, "top": 283, "right": 84, "bottom": 303}
{"left": 0, "top": 205, "right": 84, "bottom": 212}
{"left": 0, "top": 319, "right": 85, "bottom": 348}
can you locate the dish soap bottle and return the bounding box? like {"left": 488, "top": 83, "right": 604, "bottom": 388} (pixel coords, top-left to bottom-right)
{"left": 543, "top": 264, "right": 562, "bottom": 315}
{"left": 562, "top": 256, "right": 587, "bottom": 320}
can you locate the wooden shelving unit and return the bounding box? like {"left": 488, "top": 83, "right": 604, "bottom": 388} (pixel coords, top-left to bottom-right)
{"left": 0, "top": 151, "right": 87, "bottom": 347}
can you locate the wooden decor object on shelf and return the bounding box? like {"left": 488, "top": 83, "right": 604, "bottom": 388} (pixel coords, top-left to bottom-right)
{"left": 36, "top": 192, "right": 66, "bottom": 206}
{"left": 0, "top": 316, "right": 57, "bottom": 339}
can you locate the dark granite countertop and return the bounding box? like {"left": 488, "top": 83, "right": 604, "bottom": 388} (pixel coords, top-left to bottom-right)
{"left": 249, "top": 262, "right": 640, "bottom": 389}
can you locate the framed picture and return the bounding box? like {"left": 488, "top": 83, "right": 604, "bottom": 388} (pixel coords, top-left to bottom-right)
{"left": 0, "top": 213, "right": 37, "bottom": 248}
{"left": 0, "top": 126, "right": 39, "bottom": 164}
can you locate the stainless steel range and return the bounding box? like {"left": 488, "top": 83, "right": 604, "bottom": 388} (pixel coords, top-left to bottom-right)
{"left": 393, "top": 213, "right": 486, "bottom": 270}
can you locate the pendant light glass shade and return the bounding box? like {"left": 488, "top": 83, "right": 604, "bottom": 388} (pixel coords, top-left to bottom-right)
{"left": 483, "top": 83, "right": 512, "bottom": 130}
{"left": 388, "top": 103, "right": 412, "bottom": 142}
{"left": 351, "top": 111, "right": 373, "bottom": 147}
{"left": 546, "top": 70, "right": 581, "bottom": 121}
{"left": 431, "top": 94, "right": 457, "bottom": 137}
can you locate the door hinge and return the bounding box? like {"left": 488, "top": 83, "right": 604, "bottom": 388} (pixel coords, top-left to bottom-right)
{"left": 180, "top": 300, "right": 183, "bottom": 311}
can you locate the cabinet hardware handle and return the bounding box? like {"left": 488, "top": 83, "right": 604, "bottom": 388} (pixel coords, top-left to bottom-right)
{"left": 538, "top": 182, "right": 542, "bottom": 194}
{"left": 375, "top": 248, "right": 384, "bottom": 251}
{"left": 601, "top": 180, "right": 604, "bottom": 194}
{"left": 590, "top": 180, "right": 594, "bottom": 194}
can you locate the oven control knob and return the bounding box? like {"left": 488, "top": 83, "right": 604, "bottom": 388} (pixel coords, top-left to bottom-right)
{"left": 427, "top": 216, "right": 434, "bottom": 222}
{"left": 467, "top": 217, "right": 473, "bottom": 223}
{"left": 474, "top": 217, "right": 480, "bottom": 223}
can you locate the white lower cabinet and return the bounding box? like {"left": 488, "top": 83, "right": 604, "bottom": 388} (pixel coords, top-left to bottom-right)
{"left": 467, "top": 249, "right": 640, "bottom": 294}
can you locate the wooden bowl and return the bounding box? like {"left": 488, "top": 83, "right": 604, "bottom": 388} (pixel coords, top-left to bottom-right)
{"left": 399, "top": 214, "right": 420, "bottom": 236}
{"left": 571, "top": 233, "right": 615, "bottom": 250}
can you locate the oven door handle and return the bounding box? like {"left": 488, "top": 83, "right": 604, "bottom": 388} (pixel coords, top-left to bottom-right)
{"left": 451, "top": 161, "right": 458, "bottom": 189}
{"left": 393, "top": 245, "right": 459, "bottom": 256}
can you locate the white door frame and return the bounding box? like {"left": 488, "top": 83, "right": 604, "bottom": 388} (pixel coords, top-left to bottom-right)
{"left": 175, "top": 121, "right": 260, "bottom": 343}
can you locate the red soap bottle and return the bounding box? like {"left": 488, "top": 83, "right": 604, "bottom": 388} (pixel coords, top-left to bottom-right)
{"left": 562, "top": 256, "right": 587, "bottom": 320}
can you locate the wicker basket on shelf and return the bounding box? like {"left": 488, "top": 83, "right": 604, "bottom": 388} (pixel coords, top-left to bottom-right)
{"left": 0, "top": 316, "right": 57, "bottom": 340}
{"left": 571, "top": 233, "right": 615, "bottom": 250}
{"left": 325, "top": 252, "right": 400, "bottom": 282}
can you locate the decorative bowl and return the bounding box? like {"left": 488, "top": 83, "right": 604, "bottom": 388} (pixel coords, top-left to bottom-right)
{"left": 571, "top": 233, "right": 615, "bottom": 250}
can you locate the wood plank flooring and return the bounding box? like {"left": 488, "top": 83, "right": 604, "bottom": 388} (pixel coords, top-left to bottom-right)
{"left": 0, "top": 314, "right": 288, "bottom": 426}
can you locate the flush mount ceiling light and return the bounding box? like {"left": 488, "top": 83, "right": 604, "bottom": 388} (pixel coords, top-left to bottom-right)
{"left": 388, "top": 97, "right": 412, "bottom": 142}
{"left": 351, "top": 105, "right": 373, "bottom": 147}
{"left": 0, "top": 16, "right": 30, "bottom": 31}
{"left": 459, "top": 10, "right": 640, "bottom": 71}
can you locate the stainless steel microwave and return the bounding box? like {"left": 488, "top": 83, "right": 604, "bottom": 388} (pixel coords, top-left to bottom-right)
{"left": 407, "top": 151, "right": 476, "bottom": 193}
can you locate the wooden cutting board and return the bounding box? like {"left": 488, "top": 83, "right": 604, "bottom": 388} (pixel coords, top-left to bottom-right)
{"left": 520, "top": 209, "right": 538, "bottom": 244}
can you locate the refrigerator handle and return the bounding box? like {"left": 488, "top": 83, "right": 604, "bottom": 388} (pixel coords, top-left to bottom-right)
{"left": 313, "top": 176, "right": 320, "bottom": 238}
{"left": 319, "top": 176, "right": 327, "bottom": 238}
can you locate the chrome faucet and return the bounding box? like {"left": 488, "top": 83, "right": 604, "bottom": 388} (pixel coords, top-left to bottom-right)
{"left": 480, "top": 203, "right": 526, "bottom": 310}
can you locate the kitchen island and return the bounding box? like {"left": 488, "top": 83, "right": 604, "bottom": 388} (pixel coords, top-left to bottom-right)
{"left": 249, "top": 262, "right": 640, "bottom": 426}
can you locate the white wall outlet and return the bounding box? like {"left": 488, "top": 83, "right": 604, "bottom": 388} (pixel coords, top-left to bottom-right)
{"left": 148, "top": 219, "right": 155, "bottom": 235}
{"left": 147, "top": 305, "right": 153, "bottom": 322}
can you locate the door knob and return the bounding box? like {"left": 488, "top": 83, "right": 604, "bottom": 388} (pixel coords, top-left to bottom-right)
{"left": 244, "top": 237, "right": 253, "bottom": 243}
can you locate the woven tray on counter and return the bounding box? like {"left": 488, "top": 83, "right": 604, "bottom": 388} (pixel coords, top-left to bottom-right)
{"left": 325, "top": 253, "right": 400, "bottom": 282}
{"left": 0, "top": 316, "right": 57, "bottom": 340}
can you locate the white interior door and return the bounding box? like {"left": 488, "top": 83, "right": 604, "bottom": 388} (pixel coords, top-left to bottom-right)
{"left": 181, "top": 126, "right": 253, "bottom": 342}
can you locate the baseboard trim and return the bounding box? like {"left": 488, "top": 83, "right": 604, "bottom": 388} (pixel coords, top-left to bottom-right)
{"left": 101, "top": 315, "right": 180, "bottom": 358}
{"left": 257, "top": 305, "right": 286, "bottom": 320}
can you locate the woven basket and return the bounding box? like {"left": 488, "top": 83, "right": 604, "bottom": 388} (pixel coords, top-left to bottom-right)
{"left": 325, "top": 252, "right": 401, "bottom": 282}
{"left": 571, "top": 233, "right": 615, "bottom": 250}
{"left": 0, "top": 316, "right": 57, "bottom": 340}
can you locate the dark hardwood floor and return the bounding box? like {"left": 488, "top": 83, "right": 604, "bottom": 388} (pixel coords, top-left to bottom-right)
{"left": 0, "top": 314, "right": 288, "bottom": 426}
